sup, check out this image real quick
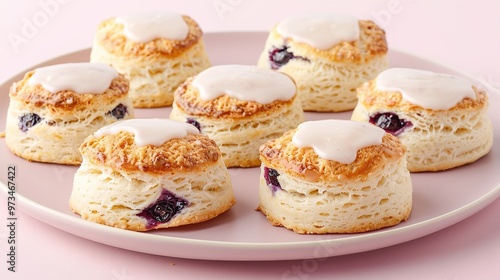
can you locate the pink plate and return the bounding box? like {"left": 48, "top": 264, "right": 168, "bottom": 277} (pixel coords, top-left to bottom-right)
{"left": 0, "top": 32, "right": 499, "bottom": 261}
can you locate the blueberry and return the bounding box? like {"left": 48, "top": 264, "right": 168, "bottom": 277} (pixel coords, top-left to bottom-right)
{"left": 108, "top": 104, "right": 128, "bottom": 119}
{"left": 369, "top": 112, "right": 413, "bottom": 136}
{"left": 264, "top": 167, "right": 282, "bottom": 194}
{"left": 137, "top": 190, "right": 188, "bottom": 228}
{"left": 186, "top": 118, "right": 201, "bottom": 132}
{"left": 268, "top": 46, "right": 309, "bottom": 70}
{"left": 18, "top": 113, "right": 42, "bottom": 132}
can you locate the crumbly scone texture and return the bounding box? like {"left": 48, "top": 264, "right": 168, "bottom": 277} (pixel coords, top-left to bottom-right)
{"left": 70, "top": 156, "right": 235, "bottom": 231}
{"left": 258, "top": 130, "right": 412, "bottom": 234}
{"left": 351, "top": 80, "right": 493, "bottom": 172}
{"left": 257, "top": 20, "right": 388, "bottom": 112}
{"left": 5, "top": 73, "right": 134, "bottom": 165}
{"left": 90, "top": 15, "right": 211, "bottom": 108}
{"left": 71, "top": 131, "right": 234, "bottom": 231}
{"left": 170, "top": 77, "right": 305, "bottom": 167}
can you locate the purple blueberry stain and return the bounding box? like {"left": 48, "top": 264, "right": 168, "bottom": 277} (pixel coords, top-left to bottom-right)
{"left": 268, "top": 45, "right": 309, "bottom": 70}
{"left": 18, "top": 113, "right": 42, "bottom": 132}
{"left": 108, "top": 103, "right": 128, "bottom": 119}
{"left": 264, "top": 167, "right": 282, "bottom": 195}
{"left": 369, "top": 112, "right": 413, "bottom": 136}
{"left": 137, "top": 189, "right": 188, "bottom": 229}
{"left": 186, "top": 118, "right": 201, "bottom": 132}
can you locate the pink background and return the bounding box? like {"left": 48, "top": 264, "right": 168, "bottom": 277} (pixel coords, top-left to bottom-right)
{"left": 1, "top": 0, "right": 499, "bottom": 279}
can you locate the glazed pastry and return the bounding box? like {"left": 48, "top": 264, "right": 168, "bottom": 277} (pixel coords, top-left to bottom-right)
{"left": 351, "top": 67, "right": 493, "bottom": 172}
{"left": 257, "top": 14, "right": 388, "bottom": 112}
{"left": 90, "top": 12, "right": 211, "bottom": 108}
{"left": 258, "top": 120, "right": 413, "bottom": 234}
{"left": 5, "top": 63, "right": 134, "bottom": 165}
{"left": 170, "top": 64, "right": 304, "bottom": 167}
{"left": 69, "top": 118, "right": 235, "bottom": 231}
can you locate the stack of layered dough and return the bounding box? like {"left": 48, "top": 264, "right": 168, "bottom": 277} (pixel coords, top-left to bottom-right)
{"left": 170, "top": 64, "right": 304, "bottom": 167}
{"left": 70, "top": 119, "right": 235, "bottom": 231}
{"left": 258, "top": 120, "right": 413, "bottom": 234}
{"left": 257, "top": 13, "right": 388, "bottom": 112}
{"left": 90, "top": 12, "right": 211, "bottom": 108}
{"left": 3, "top": 11, "right": 495, "bottom": 235}
{"left": 351, "top": 68, "right": 493, "bottom": 172}
{"left": 5, "top": 63, "right": 134, "bottom": 165}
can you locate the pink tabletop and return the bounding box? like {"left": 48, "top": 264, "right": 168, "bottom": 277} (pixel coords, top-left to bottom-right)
{"left": 1, "top": 1, "right": 499, "bottom": 279}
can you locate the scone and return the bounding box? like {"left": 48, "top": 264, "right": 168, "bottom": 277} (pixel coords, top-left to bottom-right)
{"left": 258, "top": 120, "right": 412, "bottom": 234}
{"left": 90, "top": 12, "right": 211, "bottom": 108}
{"left": 69, "top": 118, "right": 235, "bottom": 231}
{"left": 170, "top": 64, "right": 304, "bottom": 168}
{"left": 257, "top": 14, "right": 388, "bottom": 112}
{"left": 351, "top": 67, "right": 493, "bottom": 172}
{"left": 5, "top": 62, "right": 134, "bottom": 165}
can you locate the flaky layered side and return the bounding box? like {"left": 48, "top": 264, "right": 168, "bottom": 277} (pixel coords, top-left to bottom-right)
{"left": 258, "top": 129, "right": 412, "bottom": 234}
{"left": 170, "top": 77, "right": 305, "bottom": 167}
{"left": 5, "top": 72, "right": 133, "bottom": 165}
{"left": 70, "top": 131, "right": 235, "bottom": 231}
{"left": 257, "top": 20, "right": 388, "bottom": 112}
{"left": 90, "top": 15, "right": 211, "bottom": 108}
{"left": 351, "top": 80, "right": 493, "bottom": 172}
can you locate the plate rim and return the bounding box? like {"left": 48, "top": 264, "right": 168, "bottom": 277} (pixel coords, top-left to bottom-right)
{"left": 1, "top": 31, "right": 499, "bottom": 261}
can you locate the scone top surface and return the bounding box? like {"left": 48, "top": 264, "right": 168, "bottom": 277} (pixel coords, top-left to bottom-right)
{"left": 10, "top": 62, "right": 129, "bottom": 111}
{"left": 116, "top": 12, "right": 189, "bottom": 43}
{"left": 260, "top": 120, "right": 405, "bottom": 183}
{"left": 276, "top": 13, "right": 360, "bottom": 50}
{"left": 81, "top": 119, "right": 220, "bottom": 173}
{"left": 269, "top": 13, "right": 387, "bottom": 63}
{"left": 95, "top": 12, "right": 203, "bottom": 57}
{"left": 358, "top": 68, "right": 488, "bottom": 112}
{"left": 174, "top": 65, "right": 298, "bottom": 118}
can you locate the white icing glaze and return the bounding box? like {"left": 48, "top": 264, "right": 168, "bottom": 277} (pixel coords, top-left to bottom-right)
{"left": 292, "top": 120, "right": 385, "bottom": 164}
{"left": 94, "top": 119, "right": 199, "bottom": 146}
{"left": 376, "top": 68, "right": 476, "bottom": 110}
{"left": 28, "top": 63, "right": 118, "bottom": 94}
{"left": 192, "top": 65, "right": 296, "bottom": 104}
{"left": 116, "top": 12, "right": 188, "bottom": 42}
{"left": 276, "top": 14, "right": 359, "bottom": 50}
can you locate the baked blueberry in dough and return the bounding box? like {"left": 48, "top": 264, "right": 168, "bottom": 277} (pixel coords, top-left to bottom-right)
{"left": 351, "top": 67, "right": 493, "bottom": 172}
{"left": 69, "top": 119, "right": 235, "bottom": 231}
{"left": 257, "top": 14, "right": 388, "bottom": 112}
{"left": 170, "top": 64, "right": 304, "bottom": 167}
{"left": 258, "top": 119, "right": 413, "bottom": 234}
{"left": 5, "top": 62, "right": 134, "bottom": 165}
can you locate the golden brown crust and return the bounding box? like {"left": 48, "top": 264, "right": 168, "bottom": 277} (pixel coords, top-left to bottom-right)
{"left": 271, "top": 20, "right": 387, "bottom": 63}
{"left": 357, "top": 79, "right": 488, "bottom": 112}
{"left": 94, "top": 15, "right": 203, "bottom": 58}
{"left": 9, "top": 70, "right": 129, "bottom": 111}
{"left": 173, "top": 77, "right": 298, "bottom": 119}
{"left": 259, "top": 129, "right": 405, "bottom": 183}
{"left": 80, "top": 131, "right": 221, "bottom": 173}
